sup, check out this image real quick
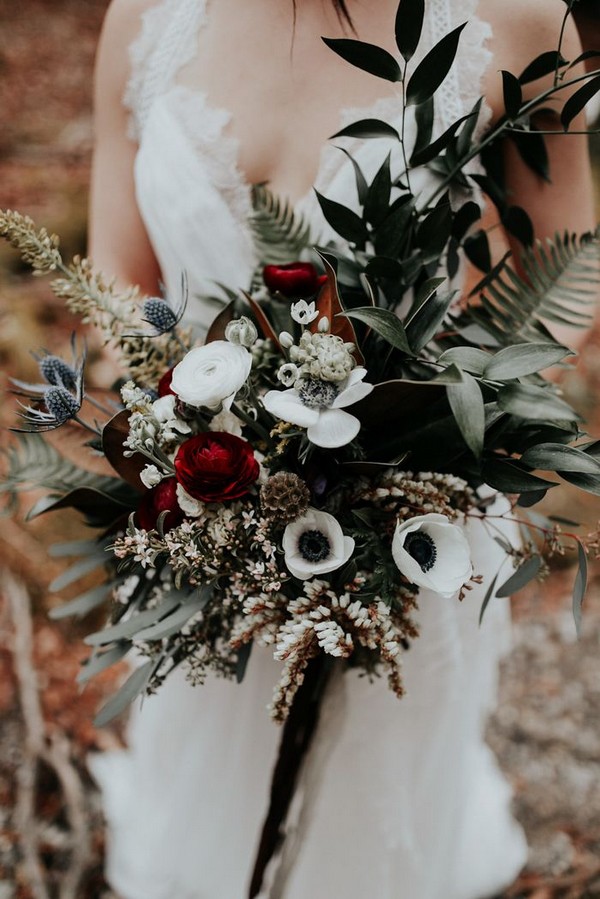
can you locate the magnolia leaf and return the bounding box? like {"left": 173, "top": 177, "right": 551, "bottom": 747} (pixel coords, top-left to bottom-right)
{"left": 102, "top": 410, "right": 147, "bottom": 491}
{"left": 573, "top": 541, "right": 587, "bottom": 638}
{"left": 519, "top": 50, "right": 567, "bottom": 85}
{"left": 438, "top": 346, "right": 491, "bottom": 375}
{"left": 447, "top": 371, "right": 485, "bottom": 458}
{"left": 331, "top": 119, "right": 400, "bottom": 140}
{"left": 406, "top": 23, "right": 466, "bottom": 106}
{"left": 501, "top": 70, "right": 523, "bottom": 120}
{"left": 341, "top": 307, "right": 411, "bottom": 354}
{"left": 49, "top": 583, "right": 113, "bottom": 620}
{"left": 350, "top": 379, "right": 445, "bottom": 429}
{"left": 314, "top": 253, "right": 364, "bottom": 363}
{"left": 205, "top": 299, "right": 237, "bottom": 343}
{"left": 483, "top": 343, "right": 572, "bottom": 380}
{"left": 497, "top": 383, "right": 577, "bottom": 421}
{"left": 561, "top": 74, "right": 600, "bottom": 130}
{"left": 27, "top": 485, "right": 132, "bottom": 526}
{"left": 322, "top": 37, "right": 402, "bottom": 82}
{"left": 395, "top": 0, "right": 425, "bottom": 61}
{"left": 94, "top": 661, "right": 153, "bottom": 728}
{"left": 315, "top": 192, "right": 369, "bottom": 245}
{"left": 496, "top": 555, "right": 542, "bottom": 597}
{"left": 521, "top": 443, "right": 600, "bottom": 474}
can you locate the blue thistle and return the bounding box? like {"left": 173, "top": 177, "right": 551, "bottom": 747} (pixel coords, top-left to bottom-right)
{"left": 38, "top": 355, "right": 78, "bottom": 389}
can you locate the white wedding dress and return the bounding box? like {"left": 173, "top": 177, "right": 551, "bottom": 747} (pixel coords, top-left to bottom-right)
{"left": 90, "top": 1, "right": 529, "bottom": 896}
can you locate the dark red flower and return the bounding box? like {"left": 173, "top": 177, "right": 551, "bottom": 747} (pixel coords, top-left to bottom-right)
{"left": 157, "top": 368, "right": 175, "bottom": 397}
{"left": 174, "top": 432, "right": 259, "bottom": 503}
{"left": 263, "top": 262, "right": 321, "bottom": 298}
{"left": 137, "top": 478, "right": 184, "bottom": 532}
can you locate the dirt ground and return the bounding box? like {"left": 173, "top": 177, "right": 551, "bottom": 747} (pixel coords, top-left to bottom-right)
{"left": 0, "top": 2, "right": 600, "bottom": 897}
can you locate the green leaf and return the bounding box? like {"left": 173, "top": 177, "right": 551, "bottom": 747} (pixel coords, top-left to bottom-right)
{"left": 561, "top": 74, "right": 600, "bottom": 130}
{"left": 341, "top": 307, "right": 412, "bottom": 354}
{"left": 49, "top": 554, "right": 107, "bottom": 593}
{"left": 501, "top": 70, "right": 523, "bottom": 120}
{"left": 521, "top": 443, "right": 600, "bottom": 474}
{"left": 250, "top": 184, "right": 313, "bottom": 288}
{"left": 406, "top": 23, "right": 466, "bottom": 106}
{"left": 509, "top": 128, "right": 549, "bottom": 182}
{"left": 483, "top": 343, "right": 572, "bottom": 380}
{"left": 49, "top": 583, "right": 113, "bottom": 620}
{"left": 572, "top": 541, "right": 587, "bottom": 638}
{"left": 133, "top": 589, "right": 212, "bottom": 641}
{"left": 331, "top": 118, "right": 400, "bottom": 140}
{"left": 447, "top": 371, "right": 485, "bottom": 458}
{"left": 373, "top": 197, "right": 415, "bottom": 258}
{"left": 77, "top": 643, "right": 130, "bottom": 684}
{"left": 405, "top": 287, "right": 457, "bottom": 353}
{"left": 438, "top": 346, "right": 491, "bottom": 375}
{"left": 559, "top": 470, "right": 600, "bottom": 497}
{"left": 336, "top": 147, "right": 369, "bottom": 206}
{"left": 395, "top": 0, "right": 425, "bottom": 61}
{"left": 315, "top": 191, "right": 369, "bottom": 245}
{"left": 519, "top": 50, "right": 567, "bottom": 85}
{"left": 412, "top": 97, "right": 434, "bottom": 160}
{"left": 479, "top": 572, "right": 499, "bottom": 625}
{"left": 84, "top": 594, "right": 183, "bottom": 645}
{"left": 483, "top": 458, "right": 557, "bottom": 493}
{"left": 410, "top": 111, "right": 475, "bottom": 167}
{"left": 94, "top": 661, "right": 153, "bottom": 727}
{"left": 364, "top": 153, "right": 392, "bottom": 227}
{"left": 497, "top": 383, "right": 577, "bottom": 421}
{"left": 236, "top": 641, "right": 253, "bottom": 684}
{"left": 502, "top": 206, "right": 534, "bottom": 248}
{"left": 496, "top": 555, "right": 542, "bottom": 597}
{"left": 464, "top": 230, "right": 492, "bottom": 273}
{"left": 322, "top": 37, "right": 402, "bottom": 82}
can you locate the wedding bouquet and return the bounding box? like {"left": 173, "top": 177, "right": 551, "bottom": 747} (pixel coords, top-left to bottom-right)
{"left": 2, "top": 0, "right": 600, "bottom": 728}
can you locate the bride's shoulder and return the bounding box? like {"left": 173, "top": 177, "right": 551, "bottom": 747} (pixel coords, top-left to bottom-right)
{"left": 95, "top": 0, "right": 162, "bottom": 111}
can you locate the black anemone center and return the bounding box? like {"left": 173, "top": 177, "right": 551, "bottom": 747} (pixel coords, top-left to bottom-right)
{"left": 404, "top": 531, "right": 437, "bottom": 572}
{"left": 298, "top": 529, "right": 331, "bottom": 562}
{"left": 298, "top": 379, "right": 339, "bottom": 409}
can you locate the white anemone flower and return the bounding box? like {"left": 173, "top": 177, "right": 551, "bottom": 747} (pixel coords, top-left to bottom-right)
{"left": 170, "top": 341, "right": 252, "bottom": 409}
{"left": 391, "top": 513, "right": 472, "bottom": 598}
{"left": 283, "top": 508, "right": 355, "bottom": 580}
{"left": 262, "top": 367, "right": 373, "bottom": 449}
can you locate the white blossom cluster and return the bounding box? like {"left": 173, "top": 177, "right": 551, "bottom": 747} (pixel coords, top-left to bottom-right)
{"left": 356, "top": 470, "right": 476, "bottom": 520}
{"left": 282, "top": 331, "right": 356, "bottom": 386}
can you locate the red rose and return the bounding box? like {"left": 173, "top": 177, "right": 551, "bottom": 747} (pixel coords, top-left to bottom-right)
{"left": 157, "top": 368, "right": 175, "bottom": 397}
{"left": 137, "top": 478, "right": 184, "bottom": 533}
{"left": 174, "top": 432, "right": 259, "bottom": 503}
{"left": 263, "top": 262, "right": 321, "bottom": 298}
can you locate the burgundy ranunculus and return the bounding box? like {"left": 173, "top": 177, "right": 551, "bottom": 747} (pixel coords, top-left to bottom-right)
{"left": 263, "top": 262, "right": 321, "bottom": 298}
{"left": 137, "top": 478, "right": 184, "bottom": 532}
{"left": 157, "top": 368, "right": 175, "bottom": 397}
{"left": 174, "top": 432, "right": 259, "bottom": 503}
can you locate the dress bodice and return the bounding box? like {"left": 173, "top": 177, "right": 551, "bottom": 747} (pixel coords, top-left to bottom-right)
{"left": 123, "top": 0, "right": 492, "bottom": 333}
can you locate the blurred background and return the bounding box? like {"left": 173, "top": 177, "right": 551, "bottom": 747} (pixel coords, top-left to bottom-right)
{"left": 0, "top": 1, "right": 599, "bottom": 897}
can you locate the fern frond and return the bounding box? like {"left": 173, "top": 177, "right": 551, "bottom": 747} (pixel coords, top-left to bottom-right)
{"left": 0, "top": 433, "right": 121, "bottom": 514}
{"left": 466, "top": 229, "right": 600, "bottom": 346}
{"left": 249, "top": 184, "right": 314, "bottom": 289}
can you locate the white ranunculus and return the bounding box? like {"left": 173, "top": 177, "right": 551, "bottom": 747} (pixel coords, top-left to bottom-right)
{"left": 208, "top": 408, "right": 243, "bottom": 437}
{"left": 282, "top": 508, "right": 355, "bottom": 580}
{"left": 140, "top": 464, "right": 163, "bottom": 489}
{"left": 170, "top": 341, "right": 252, "bottom": 409}
{"left": 391, "top": 513, "right": 472, "bottom": 598}
{"left": 262, "top": 367, "right": 373, "bottom": 449}
{"left": 175, "top": 483, "right": 205, "bottom": 518}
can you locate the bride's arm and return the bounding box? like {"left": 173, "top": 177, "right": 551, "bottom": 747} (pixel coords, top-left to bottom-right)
{"left": 88, "top": 0, "right": 162, "bottom": 296}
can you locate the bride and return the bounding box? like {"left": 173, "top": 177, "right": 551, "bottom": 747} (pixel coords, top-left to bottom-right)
{"left": 87, "top": 1, "right": 595, "bottom": 897}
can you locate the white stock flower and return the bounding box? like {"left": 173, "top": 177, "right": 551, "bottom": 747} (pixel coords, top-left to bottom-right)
{"left": 208, "top": 408, "right": 243, "bottom": 437}
{"left": 262, "top": 367, "right": 373, "bottom": 448}
{"left": 140, "top": 464, "right": 163, "bottom": 489}
{"left": 170, "top": 341, "right": 252, "bottom": 409}
{"left": 290, "top": 300, "right": 319, "bottom": 325}
{"left": 175, "top": 483, "right": 205, "bottom": 518}
{"left": 151, "top": 395, "right": 191, "bottom": 442}
{"left": 391, "top": 513, "right": 472, "bottom": 598}
{"left": 282, "top": 508, "right": 355, "bottom": 580}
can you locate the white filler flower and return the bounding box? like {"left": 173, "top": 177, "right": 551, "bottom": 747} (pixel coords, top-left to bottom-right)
{"left": 263, "top": 368, "right": 372, "bottom": 448}
{"left": 391, "top": 513, "right": 472, "bottom": 598}
{"left": 171, "top": 341, "right": 252, "bottom": 409}
{"left": 283, "top": 508, "right": 355, "bottom": 580}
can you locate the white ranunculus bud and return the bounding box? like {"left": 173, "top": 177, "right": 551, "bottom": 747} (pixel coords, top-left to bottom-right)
{"left": 170, "top": 341, "right": 252, "bottom": 410}
{"left": 279, "top": 331, "right": 294, "bottom": 349}
{"left": 282, "top": 508, "right": 355, "bottom": 580}
{"left": 225, "top": 316, "right": 258, "bottom": 348}
{"left": 140, "top": 464, "right": 163, "bottom": 489}
{"left": 318, "top": 316, "right": 330, "bottom": 333}
{"left": 391, "top": 513, "right": 472, "bottom": 598}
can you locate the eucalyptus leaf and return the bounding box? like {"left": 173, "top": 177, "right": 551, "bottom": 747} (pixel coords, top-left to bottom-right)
{"left": 49, "top": 583, "right": 113, "bottom": 620}
{"left": 497, "top": 383, "right": 577, "bottom": 421}
{"left": 77, "top": 643, "right": 130, "bottom": 684}
{"left": 572, "top": 541, "right": 587, "bottom": 638}
{"left": 49, "top": 554, "right": 107, "bottom": 593}
{"left": 134, "top": 589, "right": 212, "bottom": 641}
{"left": 85, "top": 594, "right": 183, "bottom": 645}
{"left": 483, "top": 343, "right": 572, "bottom": 380}
{"left": 447, "top": 371, "right": 485, "bottom": 458}
{"left": 406, "top": 24, "right": 466, "bottom": 106}
{"left": 496, "top": 555, "right": 542, "bottom": 597}
{"left": 94, "top": 661, "right": 153, "bottom": 727}
{"left": 322, "top": 37, "right": 402, "bottom": 82}
{"left": 395, "top": 0, "right": 425, "bottom": 61}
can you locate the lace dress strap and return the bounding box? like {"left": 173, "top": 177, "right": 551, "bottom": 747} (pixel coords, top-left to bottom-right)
{"left": 124, "top": 0, "right": 208, "bottom": 140}
{"left": 427, "top": 0, "right": 493, "bottom": 134}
